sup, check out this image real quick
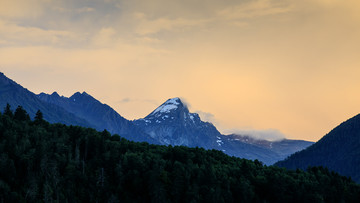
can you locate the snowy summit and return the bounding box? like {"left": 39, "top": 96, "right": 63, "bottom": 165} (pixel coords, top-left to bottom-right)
{"left": 150, "top": 98, "right": 181, "bottom": 116}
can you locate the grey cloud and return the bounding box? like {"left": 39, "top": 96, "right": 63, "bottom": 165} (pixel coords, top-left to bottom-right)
{"left": 119, "top": 98, "right": 131, "bottom": 103}
{"left": 179, "top": 97, "right": 191, "bottom": 109}
{"left": 117, "top": 98, "right": 159, "bottom": 106}
{"left": 196, "top": 111, "right": 217, "bottom": 123}
{"left": 224, "top": 128, "right": 286, "bottom": 141}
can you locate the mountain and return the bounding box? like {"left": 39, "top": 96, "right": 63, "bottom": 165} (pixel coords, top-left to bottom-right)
{"left": 37, "top": 91, "right": 131, "bottom": 135}
{"left": 0, "top": 73, "right": 311, "bottom": 164}
{"left": 227, "top": 134, "right": 313, "bottom": 162}
{"left": 37, "top": 91, "right": 155, "bottom": 143}
{"left": 133, "top": 97, "right": 312, "bottom": 165}
{"left": 134, "top": 98, "right": 223, "bottom": 148}
{"left": 276, "top": 113, "right": 360, "bottom": 183}
{"left": 0, "top": 72, "right": 91, "bottom": 127}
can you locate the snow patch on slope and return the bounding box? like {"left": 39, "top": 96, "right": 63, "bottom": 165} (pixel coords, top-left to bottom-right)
{"left": 216, "top": 136, "right": 224, "bottom": 146}
{"left": 150, "top": 98, "right": 180, "bottom": 116}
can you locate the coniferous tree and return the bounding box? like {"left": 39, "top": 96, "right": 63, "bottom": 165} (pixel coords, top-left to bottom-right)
{"left": 4, "top": 103, "right": 13, "bottom": 117}
{"left": 0, "top": 107, "right": 359, "bottom": 202}
{"left": 14, "top": 106, "right": 30, "bottom": 121}
{"left": 34, "top": 110, "right": 44, "bottom": 124}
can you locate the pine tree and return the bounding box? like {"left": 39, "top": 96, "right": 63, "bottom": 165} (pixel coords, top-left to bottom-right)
{"left": 14, "top": 106, "right": 30, "bottom": 121}
{"left": 4, "top": 103, "right": 13, "bottom": 117}
{"left": 34, "top": 110, "right": 44, "bottom": 123}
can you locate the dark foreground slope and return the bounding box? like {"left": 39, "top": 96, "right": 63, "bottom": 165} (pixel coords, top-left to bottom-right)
{"left": 0, "top": 108, "right": 359, "bottom": 202}
{"left": 276, "top": 113, "right": 360, "bottom": 183}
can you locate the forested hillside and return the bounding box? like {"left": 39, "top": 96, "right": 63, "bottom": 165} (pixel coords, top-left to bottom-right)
{"left": 0, "top": 105, "right": 359, "bottom": 202}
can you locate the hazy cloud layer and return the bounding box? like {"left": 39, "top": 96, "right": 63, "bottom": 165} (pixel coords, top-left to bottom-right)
{"left": 224, "top": 129, "right": 286, "bottom": 141}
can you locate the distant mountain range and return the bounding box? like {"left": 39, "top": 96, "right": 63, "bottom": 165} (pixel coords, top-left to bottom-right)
{"left": 0, "top": 73, "right": 91, "bottom": 127}
{"left": 276, "top": 113, "right": 360, "bottom": 183}
{"left": 133, "top": 97, "right": 313, "bottom": 164}
{"left": 0, "top": 72, "right": 313, "bottom": 165}
{"left": 37, "top": 91, "right": 154, "bottom": 143}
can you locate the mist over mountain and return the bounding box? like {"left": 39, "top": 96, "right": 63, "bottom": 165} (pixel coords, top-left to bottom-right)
{"left": 227, "top": 134, "right": 313, "bottom": 162}
{"left": 0, "top": 72, "right": 312, "bottom": 164}
{"left": 276, "top": 113, "right": 360, "bottom": 183}
{"left": 133, "top": 97, "right": 313, "bottom": 165}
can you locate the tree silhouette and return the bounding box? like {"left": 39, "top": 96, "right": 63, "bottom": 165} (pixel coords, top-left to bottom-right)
{"left": 4, "top": 103, "right": 13, "bottom": 117}
{"left": 34, "top": 110, "right": 43, "bottom": 123}
{"left": 14, "top": 106, "right": 30, "bottom": 121}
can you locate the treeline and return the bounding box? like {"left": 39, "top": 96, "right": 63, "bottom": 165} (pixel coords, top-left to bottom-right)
{"left": 0, "top": 105, "right": 359, "bottom": 202}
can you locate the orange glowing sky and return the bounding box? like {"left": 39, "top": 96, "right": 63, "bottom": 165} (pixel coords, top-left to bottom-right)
{"left": 1, "top": 0, "right": 360, "bottom": 141}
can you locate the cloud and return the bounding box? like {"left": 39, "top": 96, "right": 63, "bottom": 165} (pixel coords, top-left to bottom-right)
{"left": 224, "top": 128, "right": 286, "bottom": 141}
{"left": 0, "top": 19, "right": 81, "bottom": 47}
{"left": 217, "top": 0, "right": 292, "bottom": 20}
{"left": 134, "top": 12, "right": 208, "bottom": 35}
{"left": 78, "top": 7, "right": 95, "bottom": 13}
{"left": 118, "top": 98, "right": 131, "bottom": 103}
{"left": 0, "top": 0, "right": 48, "bottom": 19}
{"left": 1, "top": 0, "right": 360, "bottom": 142}
{"left": 91, "top": 27, "right": 117, "bottom": 47}
{"left": 196, "top": 110, "right": 217, "bottom": 123}
{"left": 116, "top": 98, "right": 159, "bottom": 106}
{"left": 179, "top": 97, "right": 191, "bottom": 108}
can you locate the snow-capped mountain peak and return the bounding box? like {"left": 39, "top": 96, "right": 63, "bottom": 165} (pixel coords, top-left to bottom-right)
{"left": 134, "top": 97, "right": 222, "bottom": 147}
{"left": 150, "top": 97, "right": 181, "bottom": 116}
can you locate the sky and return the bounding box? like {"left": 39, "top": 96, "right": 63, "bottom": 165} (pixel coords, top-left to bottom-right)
{"left": 1, "top": 0, "right": 360, "bottom": 141}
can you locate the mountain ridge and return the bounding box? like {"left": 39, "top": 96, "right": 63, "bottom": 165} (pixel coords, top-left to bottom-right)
{"left": 0, "top": 72, "right": 313, "bottom": 164}
{"left": 37, "top": 91, "right": 156, "bottom": 143}
{"left": 276, "top": 113, "right": 360, "bottom": 183}
{"left": 134, "top": 97, "right": 313, "bottom": 164}
{"left": 0, "top": 72, "right": 92, "bottom": 127}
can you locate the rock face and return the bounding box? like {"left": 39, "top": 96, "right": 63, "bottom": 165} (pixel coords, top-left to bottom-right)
{"left": 276, "top": 113, "right": 360, "bottom": 183}
{"left": 134, "top": 98, "right": 222, "bottom": 148}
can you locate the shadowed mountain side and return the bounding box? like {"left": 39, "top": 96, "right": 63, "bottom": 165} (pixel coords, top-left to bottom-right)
{"left": 276, "top": 113, "right": 360, "bottom": 183}
{"left": 37, "top": 91, "right": 156, "bottom": 144}
{"left": 227, "top": 134, "right": 314, "bottom": 161}
{"left": 0, "top": 72, "right": 91, "bottom": 127}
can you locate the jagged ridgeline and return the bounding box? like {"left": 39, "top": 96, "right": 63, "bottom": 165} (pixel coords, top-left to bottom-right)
{"left": 0, "top": 72, "right": 313, "bottom": 165}
{"left": 0, "top": 107, "right": 359, "bottom": 202}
